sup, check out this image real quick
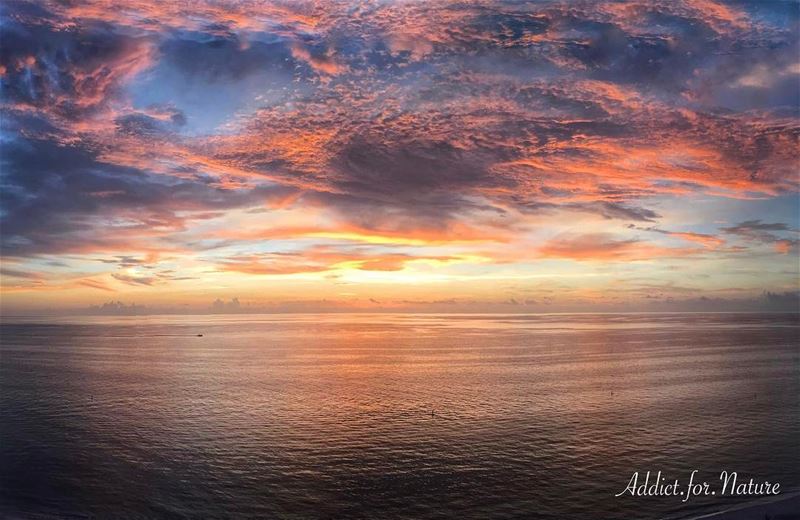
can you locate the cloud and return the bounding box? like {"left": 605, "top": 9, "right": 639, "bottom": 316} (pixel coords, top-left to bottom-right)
{"left": 0, "top": 0, "right": 797, "bottom": 311}
{"left": 538, "top": 233, "right": 702, "bottom": 261}
{"left": 721, "top": 220, "right": 791, "bottom": 235}
{"left": 0, "top": 267, "right": 42, "bottom": 279}
{"left": 111, "top": 273, "right": 158, "bottom": 286}
{"left": 629, "top": 225, "right": 726, "bottom": 249}
{"left": 720, "top": 220, "right": 798, "bottom": 253}
{"left": 66, "top": 289, "right": 800, "bottom": 316}
{"left": 87, "top": 300, "right": 148, "bottom": 315}
{"left": 0, "top": 14, "right": 155, "bottom": 119}
{"left": 4, "top": 1, "right": 798, "bottom": 251}
{"left": 77, "top": 279, "right": 116, "bottom": 292}
{"left": 211, "top": 222, "right": 508, "bottom": 247}
{"left": 211, "top": 297, "right": 241, "bottom": 312}
{"left": 0, "top": 124, "right": 293, "bottom": 257}
{"left": 214, "top": 247, "right": 476, "bottom": 276}
{"left": 290, "top": 43, "right": 345, "bottom": 76}
{"left": 761, "top": 290, "right": 800, "bottom": 312}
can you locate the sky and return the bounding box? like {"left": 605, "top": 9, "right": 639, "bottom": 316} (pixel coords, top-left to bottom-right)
{"left": 0, "top": 0, "right": 798, "bottom": 314}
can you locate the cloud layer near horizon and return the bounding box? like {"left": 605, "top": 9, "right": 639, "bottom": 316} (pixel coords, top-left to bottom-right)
{"left": 1, "top": 0, "right": 798, "bottom": 312}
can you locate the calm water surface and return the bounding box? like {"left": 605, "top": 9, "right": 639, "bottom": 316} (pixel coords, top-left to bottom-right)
{"left": 1, "top": 313, "right": 798, "bottom": 519}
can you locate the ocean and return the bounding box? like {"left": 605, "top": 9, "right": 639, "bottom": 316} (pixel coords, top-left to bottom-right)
{"left": 1, "top": 313, "right": 798, "bottom": 519}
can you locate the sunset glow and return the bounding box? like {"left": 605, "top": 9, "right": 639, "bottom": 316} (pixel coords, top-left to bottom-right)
{"left": 1, "top": 0, "right": 798, "bottom": 314}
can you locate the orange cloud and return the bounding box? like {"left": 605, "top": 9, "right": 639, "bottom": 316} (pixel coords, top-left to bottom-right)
{"left": 77, "top": 279, "right": 116, "bottom": 292}
{"left": 290, "top": 44, "right": 345, "bottom": 76}
{"left": 216, "top": 248, "right": 476, "bottom": 276}
{"left": 538, "top": 234, "right": 703, "bottom": 262}
{"left": 667, "top": 232, "right": 725, "bottom": 249}
{"left": 213, "top": 223, "right": 509, "bottom": 247}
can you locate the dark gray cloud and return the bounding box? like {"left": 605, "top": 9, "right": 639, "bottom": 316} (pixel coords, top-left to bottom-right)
{"left": 722, "top": 220, "right": 790, "bottom": 233}
{"left": 720, "top": 219, "right": 798, "bottom": 250}
{"left": 0, "top": 122, "right": 288, "bottom": 256}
